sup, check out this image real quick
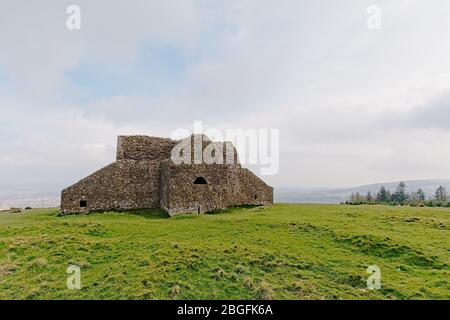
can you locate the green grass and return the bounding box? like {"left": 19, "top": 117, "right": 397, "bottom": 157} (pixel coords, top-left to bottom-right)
{"left": 0, "top": 204, "right": 448, "bottom": 300}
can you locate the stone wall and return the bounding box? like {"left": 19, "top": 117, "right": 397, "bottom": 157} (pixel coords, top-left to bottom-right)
{"left": 160, "top": 161, "right": 273, "bottom": 216}
{"left": 61, "top": 160, "right": 161, "bottom": 214}
{"left": 116, "top": 135, "right": 178, "bottom": 161}
{"left": 160, "top": 162, "right": 236, "bottom": 215}
{"left": 234, "top": 168, "right": 274, "bottom": 205}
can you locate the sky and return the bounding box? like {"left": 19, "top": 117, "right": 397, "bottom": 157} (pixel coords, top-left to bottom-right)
{"left": 1, "top": 0, "right": 450, "bottom": 193}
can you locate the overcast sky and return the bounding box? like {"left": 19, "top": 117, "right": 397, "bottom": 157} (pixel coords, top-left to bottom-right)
{"left": 1, "top": 0, "right": 450, "bottom": 193}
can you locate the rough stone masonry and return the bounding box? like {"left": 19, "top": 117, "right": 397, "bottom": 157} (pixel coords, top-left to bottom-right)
{"left": 61, "top": 134, "right": 273, "bottom": 216}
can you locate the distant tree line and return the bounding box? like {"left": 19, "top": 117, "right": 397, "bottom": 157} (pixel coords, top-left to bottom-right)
{"left": 345, "top": 182, "right": 450, "bottom": 207}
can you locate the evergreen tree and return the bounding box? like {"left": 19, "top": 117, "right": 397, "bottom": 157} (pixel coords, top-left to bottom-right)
{"left": 434, "top": 186, "right": 448, "bottom": 205}
{"left": 392, "top": 182, "right": 408, "bottom": 205}
{"left": 408, "top": 191, "right": 422, "bottom": 206}
{"left": 366, "top": 191, "right": 373, "bottom": 204}
{"left": 376, "top": 186, "right": 389, "bottom": 203}
{"left": 386, "top": 190, "right": 392, "bottom": 203}
{"left": 416, "top": 188, "right": 426, "bottom": 202}
{"left": 355, "top": 192, "right": 362, "bottom": 204}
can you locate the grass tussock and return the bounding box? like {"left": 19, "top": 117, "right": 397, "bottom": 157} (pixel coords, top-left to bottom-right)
{"left": 0, "top": 263, "right": 17, "bottom": 275}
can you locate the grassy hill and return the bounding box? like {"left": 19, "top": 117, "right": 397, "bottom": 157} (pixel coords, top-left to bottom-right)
{"left": 0, "top": 204, "right": 448, "bottom": 300}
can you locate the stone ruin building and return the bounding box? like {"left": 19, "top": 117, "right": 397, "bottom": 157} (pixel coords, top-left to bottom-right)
{"left": 61, "top": 135, "right": 273, "bottom": 216}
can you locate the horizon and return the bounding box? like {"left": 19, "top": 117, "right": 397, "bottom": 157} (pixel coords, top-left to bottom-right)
{"left": 3, "top": 177, "right": 450, "bottom": 195}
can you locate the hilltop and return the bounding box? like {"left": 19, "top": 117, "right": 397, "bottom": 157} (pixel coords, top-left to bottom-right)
{"left": 0, "top": 204, "right": 448, "bottom": 299}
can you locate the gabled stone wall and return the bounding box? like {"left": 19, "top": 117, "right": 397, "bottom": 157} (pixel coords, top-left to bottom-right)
{"left": 61, "top": 160, "right": 161, "bottom": 214}
{"left": 235, "top": 168, "right": 274, "bottom": 205}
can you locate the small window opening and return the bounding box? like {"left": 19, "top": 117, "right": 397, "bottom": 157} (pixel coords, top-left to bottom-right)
{"left": 254, "top": 194, "right": 258, "bottom": 199}
{"left": 194, "top": 177, "right": 207, "bottom": 185}
{"left": 80, "top": 200, "right": 87, "bottom": 208}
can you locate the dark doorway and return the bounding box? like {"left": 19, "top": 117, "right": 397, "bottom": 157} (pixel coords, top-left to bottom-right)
{"left": 80, "top": 200, "right": 87, "bottom": 208}
{"left": 193, "top": 177, "right": 207, "bottom": 185}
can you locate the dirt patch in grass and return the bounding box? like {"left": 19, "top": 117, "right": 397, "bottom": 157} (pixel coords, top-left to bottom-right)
{"left": 255, "top": 281, "right": 274, "bottom": 300}
{"left": 29, "top": 257, "right": 48, "bottom": 268}
{"left": 0, "top": 263, "right": 17, "bottom": 275}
